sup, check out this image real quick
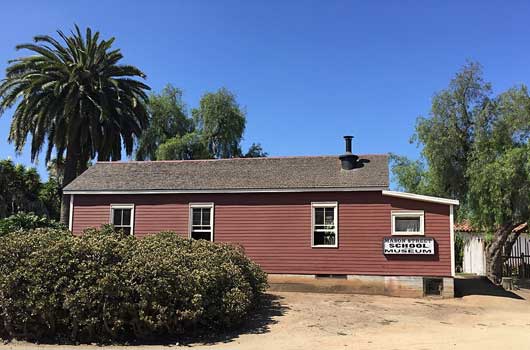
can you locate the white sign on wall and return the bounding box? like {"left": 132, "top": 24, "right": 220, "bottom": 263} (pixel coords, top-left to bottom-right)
{"left": 383, "top": 237, "right": 435, "bottom": 255}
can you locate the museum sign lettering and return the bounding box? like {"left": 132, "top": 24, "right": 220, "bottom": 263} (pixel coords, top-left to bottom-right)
{"left": 383, "top": 237, "right": 435, "bottom": 255}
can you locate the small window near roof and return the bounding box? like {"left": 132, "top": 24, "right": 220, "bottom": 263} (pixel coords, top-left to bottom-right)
{"left": 312, "top": 202, "right": 338, "bottom": 247}
{"left": 190, "top": 203, "right": 214, "bottom": 241}
{"left": 391, "top": 211, "right": 424, "bottom": 235}
{"left": 110, "top": 204, "right": 134, "bottom": 235}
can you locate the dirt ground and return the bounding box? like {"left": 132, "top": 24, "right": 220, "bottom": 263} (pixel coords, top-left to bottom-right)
{"left": 2, "top": 277, "right": 530, "bottom": 350}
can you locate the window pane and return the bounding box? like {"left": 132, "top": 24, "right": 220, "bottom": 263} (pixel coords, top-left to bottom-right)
{"left": 113, "top": 209, "right": 122, "bottom": 226}
{"left": 120, "top": 227, "right": 131, "bottom": 235}
{"left": 192, "top": 209, "right": 202, "bottom": 226}
{"left": 191, "top": 231, "right": 211, "bottom": 240}
{"left": 313, "top": 205, "right": 337, "bottom": 246}
{"left": 202, "top": 209, "right": 211, "bottom": 225}
{"left": 314, "top": 208, "right": 324, "bottom": 225}
{"left": 324, "top": 208, "right": 335, "bottom": 226}
{"left": 191, "top": 206, "right": 213, "bottom": 241}
{"left": 395, "top": 217, "right": 421, "bottom": 232}
{"left": 314, "top": 231, "right": 336, "bottom": 246}
{"left": 122, "top": 209, "right": 131, "bottom": 226}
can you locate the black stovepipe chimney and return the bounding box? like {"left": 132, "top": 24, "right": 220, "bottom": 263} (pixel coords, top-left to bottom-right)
{"left": 339, "top": 135, "right": 358, "bottom": 170}
{"left": 344, "top": 135, "right": 353, "bottom": 153}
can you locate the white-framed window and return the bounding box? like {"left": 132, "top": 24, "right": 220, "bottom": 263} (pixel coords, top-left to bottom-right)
{"left": 189, "top": 203, "right": 214, "bottom": 241}
{"left": 110, "top": 204, "right": 135, "bottom": 235}
{"left": 391, "top": 210, "right": 424, "bottom": 235}
{"left": 311, "top": 202, "right": 338, "bottom": 248}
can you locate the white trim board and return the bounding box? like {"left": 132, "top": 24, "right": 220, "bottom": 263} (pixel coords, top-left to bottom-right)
{"left": 311, "top": 202, "right": 339, "bottom": 248}
{"left": 382, "top": 190, "right": 459, "bottom": 206}
{"left": 391, "top": 210, "right": 425, "bottom": 236}
{"left": 450, "top": 204, "right": 455, "bottom": 277}
{"left": 68, "top": 194, "right": 74, "bottom": 231}
{"left": 64, "top": 186, "right": 387, "bottom": 195}
{"left": 109, "top": 204, "right": 135, "bottom": 236}
{"left": 65, "top": 188, "right": 459, "bottom": 206}
{"left": 188, "top": 202, "right": 215, "bottom": 242}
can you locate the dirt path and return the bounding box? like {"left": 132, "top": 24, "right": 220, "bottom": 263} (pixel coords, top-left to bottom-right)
{"left": 2, "top": 287, "right": 530, "bottom": 350}
{"left": 197, "top": 290, "right": 530, "bottom": 350}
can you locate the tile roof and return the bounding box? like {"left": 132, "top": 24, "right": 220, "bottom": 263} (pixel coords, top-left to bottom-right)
{"left": 454, "top": 220, "right": 474, "bottom": 233}
{"left": 63, "top": 154, "right": 389, "bottom": 193}
{"left": 455, "top": 220, "right": 528, "bottom": 233}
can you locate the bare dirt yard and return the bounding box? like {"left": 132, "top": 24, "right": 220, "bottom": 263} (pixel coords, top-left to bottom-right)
{"left": 2, "top": 277, "right": 530, "bottom": 350}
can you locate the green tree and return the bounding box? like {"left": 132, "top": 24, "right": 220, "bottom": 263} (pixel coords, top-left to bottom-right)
{"left": 0, "top": 159, "right": 45, "bottom": 218}
{"left": 39, "top": 162, "right": 62, "bottom": 220}
{"left": 0, "top": 212, "right": 63, "bottom": 236}
{"left": 389, "top": 154, "right": 430, "bottom": 194}
{"left": 0, "top": 26, "right": 150, "bottom": 224}
{"left": 152, "top": 86, "right": 266, "bottom": 160}
{"left": 413, "top": 61, "right": 492, "bottom": 201}
{"left": 136, "top": 84, "right": 191, "bottom": 160}
{"left": 46, "top": 159, "right": 64, "bottom": 184}
{"left": 39, "top": 178, "right": 60, "bottom": 220}
{"left": 466, "top": 86, "right": 530, "bottom": 281}
{"left": 192, "top": 88, "right": 246, "bottom": 158}
{"left": 243, "top": 142, "right": 268, "bottom": 158}
{"left": 392, "top": 62, "right": 530, "bottom": 282}
{"left": 156, "top": 132, "right": 211, "bottom": 160}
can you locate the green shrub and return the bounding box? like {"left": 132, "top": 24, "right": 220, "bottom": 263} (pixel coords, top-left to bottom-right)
{"left": 0, "top": 228, "right": 267, "bottom": 343}
{"left": 0, "top": 212, "right": 64, "bottom": 237}
{"left": 124, "top": 233, "right": 267, "bottom": 337}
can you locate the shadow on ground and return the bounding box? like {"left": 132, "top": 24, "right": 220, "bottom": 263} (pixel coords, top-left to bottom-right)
{"left": 1, "top": 294, "right": 289, "bottom": 347}
{"left": 194, "top": 293, "right": 288, "bottom": 346}
{"left": 455, "top": 276, "right": 524, "bottom": 299}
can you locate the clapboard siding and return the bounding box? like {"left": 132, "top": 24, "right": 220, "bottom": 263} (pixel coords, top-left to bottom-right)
{"left": 72, "top": 191, "right": 451, "bottom": 277}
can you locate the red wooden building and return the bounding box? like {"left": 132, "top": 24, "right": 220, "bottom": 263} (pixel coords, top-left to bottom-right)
{"left": 64, "top": 137, "right": 458, "bottom": 297}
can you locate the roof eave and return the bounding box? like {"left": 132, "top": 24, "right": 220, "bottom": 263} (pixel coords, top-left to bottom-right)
{"left": 382, "top": 190, "right": 459, "bottom": 206}
{"left": 63, "top": 186, "right": 389, "bottom": 195}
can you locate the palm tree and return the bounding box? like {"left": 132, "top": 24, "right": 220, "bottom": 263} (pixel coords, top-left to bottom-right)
{"left": 0, "top": 26, "right": 150, "bottom": 224}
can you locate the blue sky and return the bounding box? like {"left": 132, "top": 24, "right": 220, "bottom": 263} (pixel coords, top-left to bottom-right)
{"left": 1, "top": 1, "right": 529, "bottom": 180}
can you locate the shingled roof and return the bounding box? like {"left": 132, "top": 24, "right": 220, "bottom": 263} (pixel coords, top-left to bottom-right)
{"left": 63, "top": 154, "right": 389, "bottom": 193}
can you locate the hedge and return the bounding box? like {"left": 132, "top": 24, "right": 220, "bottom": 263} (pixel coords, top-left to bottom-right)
{"left": 0, "top": 227, "right": 268, "bottom": 343}
{"left": 0, "top": 212, "right": 64, "bottom": 237}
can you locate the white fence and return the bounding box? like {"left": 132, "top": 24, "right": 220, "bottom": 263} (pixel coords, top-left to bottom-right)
{"left": 460, "top": 232, "right": 530, "bottom": 276}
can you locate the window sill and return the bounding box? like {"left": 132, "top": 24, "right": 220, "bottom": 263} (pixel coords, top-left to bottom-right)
{"left": 391, "top": 232, "right": 425, "bottom": 236}
{"left": 311, "top": 245, "right": 339, "bottom": 248}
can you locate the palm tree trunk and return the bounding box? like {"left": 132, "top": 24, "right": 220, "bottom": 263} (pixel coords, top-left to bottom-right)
{"left": 59, "top": 142, "right": 80, "bottom": 225}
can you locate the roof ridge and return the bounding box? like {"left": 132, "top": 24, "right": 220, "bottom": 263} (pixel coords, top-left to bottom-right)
{"left": 96, "top": 153, "right": 388, "bottom": 164}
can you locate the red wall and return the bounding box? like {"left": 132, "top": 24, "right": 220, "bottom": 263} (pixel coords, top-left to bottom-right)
{"left": 72, "top": 191, "right": 452, "bottom": 277}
